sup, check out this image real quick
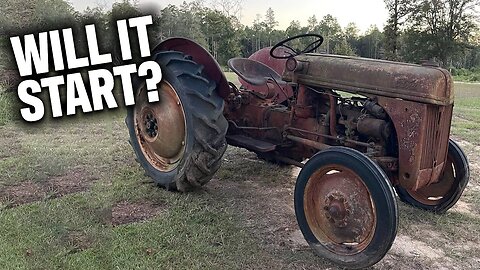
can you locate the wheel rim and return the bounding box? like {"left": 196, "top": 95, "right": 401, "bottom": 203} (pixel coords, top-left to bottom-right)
{"left": 134, "top": 81, "right": 187, "bottom": 172}
{"left": 406, "top": 155, "right": 457, "bottom": 206}
{"left": 303, "top": 165, "right": 376, "bottom": 255}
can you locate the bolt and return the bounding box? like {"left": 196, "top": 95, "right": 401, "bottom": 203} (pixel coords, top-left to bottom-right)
{"left": 337, "top": 220, "right": 347, "bottom": 228}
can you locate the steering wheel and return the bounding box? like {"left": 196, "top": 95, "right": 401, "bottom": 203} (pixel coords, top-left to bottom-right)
{"left": 270, "top": 34, "right": 324, "bottom": 59}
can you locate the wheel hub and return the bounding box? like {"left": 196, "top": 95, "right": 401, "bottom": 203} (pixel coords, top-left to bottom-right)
{"left": 144, "top": 113, "right": 158, "bottom": 138}
{"left": 134, "top": 81, "right": 187, "bottom": 172}
{"left": 304, "top": 166, "right": 376, "bottom": 255}
{"left": 324, "top": 194, "right": 350, "bottom": 228}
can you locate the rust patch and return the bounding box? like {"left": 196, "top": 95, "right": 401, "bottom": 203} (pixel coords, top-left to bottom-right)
{"left": 0, "top": 169, "right": 97, "bottom": 208}
{"left": 111, "top": 201, "right": 165, "bottom": 226}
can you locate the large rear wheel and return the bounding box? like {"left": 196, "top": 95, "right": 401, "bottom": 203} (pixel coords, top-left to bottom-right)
{"left": 395, "top": 139, "right": 469, "bottom": 213}
{"left": 294, "top": 147, "right": 398, "bottom": 269}
{"left": 126, "top": 51, "right": 228, "bottom": 191}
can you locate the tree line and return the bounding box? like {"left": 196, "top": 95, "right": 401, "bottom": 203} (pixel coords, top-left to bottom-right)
{"left": 0, "top": 0, "right": 479, "bottom": 76}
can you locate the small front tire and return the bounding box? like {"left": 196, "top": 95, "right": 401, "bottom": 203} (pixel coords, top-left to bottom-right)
{"left": 294, "top": 147, "right": 398, "bottom": 269}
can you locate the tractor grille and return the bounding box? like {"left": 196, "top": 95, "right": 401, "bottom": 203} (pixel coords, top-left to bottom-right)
{"left": 420, "top": 105, "right": 453, "bottom": 169}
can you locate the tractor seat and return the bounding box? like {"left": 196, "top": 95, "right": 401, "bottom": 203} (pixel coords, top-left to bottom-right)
{"left": 228, "top": 58, "right": 285, "bottom": 86}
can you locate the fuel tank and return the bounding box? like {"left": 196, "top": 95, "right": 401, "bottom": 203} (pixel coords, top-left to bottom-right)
{"left": 287, "top": 54, "right": 454, "bottom": 106}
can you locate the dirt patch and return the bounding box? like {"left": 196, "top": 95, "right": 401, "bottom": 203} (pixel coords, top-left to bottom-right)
{"left": 0, "top": 169, "right": 97, "bottom": 208}
{"left": 454, "top": 138, "right": 480, "bottom": 163}
{"left": 206, "top": 177, "right": 327, "bottom": 269}
{"left": 0, "top": 70, "right": 21, "bottom": 92}
{"left": 66, "top": 230, "right": 95, "bottom": 254}
{"left": 111, "top": 200, "right": 166, "bottom": 226}
{"left": 48, "top": 170, "right": 98, "bottom": 197}
{"left": 451, "top": 200, "right": 476, "bottom": 216}
{"left": 206, "top": 149, "right": 480, "bottom": 269}
{"left": 0, "top": 181, "right": 46, "bottom": 206}
{"left": 390, "top": 235, "right": 445, "bottom": 259}
{"left": 0, "top": 131, "right": 22, "bottom": 159}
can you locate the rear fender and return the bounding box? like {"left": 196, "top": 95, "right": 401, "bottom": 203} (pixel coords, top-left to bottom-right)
{"left": 153, "top": 38, "right": 230, "bottom": 99}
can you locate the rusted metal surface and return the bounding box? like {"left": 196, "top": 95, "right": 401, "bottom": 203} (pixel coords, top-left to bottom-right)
{"left": 237, "top": 47, "right": 295, "bottom": 104}
{"left": 356, "top": 118, "right": 391, "bottom": 140}
{"left": 225, "top": 48, "right": 455, "bottom": 193}
{"left": 328, "top": 94, "right": 338, "bottom": 137}
{"left": 228, "top": 58, "right": 291, "bottom": 101}
{"left": 304, "top": 165, "right": 376, "bottom": 254}
{"left": 286, "top": 135, "right": 330, "bottom": 151}
{"left": 154, "top": 38, "right": 230, "bottom": 99}
{"left": 286, "top": 53, "right": 454, "bottom": 105}
{"left": 134, "top": 81, "right": 186, "bottom": 172}
{"left": 226, "top": 134, "right": 276, "bottom": 152}
{"left": 404, "top": 145, "right": 458, "bottom": 205}
{"left": 249, "top": 47, "right": 290, "bottom": 75}
{"left": 377, "top": 96, "right": 453, "bottom": 190}
{"left": 374, "top": 157, "right": 399, "bottom": 172}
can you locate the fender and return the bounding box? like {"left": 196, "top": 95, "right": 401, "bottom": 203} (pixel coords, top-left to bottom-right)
{"left": 153, "top": 38, "right": 230, "bottom": 99}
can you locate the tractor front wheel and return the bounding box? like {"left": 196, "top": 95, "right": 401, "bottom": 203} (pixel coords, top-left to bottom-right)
{"left": 395, "top": 139, "right": 469, "bottom": 213}
{"left": 294, "top": 147, "right": 398, "bottom": 269}
{"left": 126, "top": 51, "right": 228, "bottom": 192}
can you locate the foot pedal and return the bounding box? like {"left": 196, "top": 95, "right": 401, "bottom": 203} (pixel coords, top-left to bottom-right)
{"left": 226, "top": 135, "right": 276, "bottom": 152}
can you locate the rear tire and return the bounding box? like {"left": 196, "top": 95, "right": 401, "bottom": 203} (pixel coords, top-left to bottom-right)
{"left": 126, "top": 51, "right": 228, "bottom": 192}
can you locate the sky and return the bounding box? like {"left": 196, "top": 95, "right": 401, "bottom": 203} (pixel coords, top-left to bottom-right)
{"left": 70, "top": 0, "right": 389, "bottom": 33}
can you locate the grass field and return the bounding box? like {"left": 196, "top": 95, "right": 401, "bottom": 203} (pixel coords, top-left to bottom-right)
{"left": 0, "top": 81, "right": 479, "bottom": 269}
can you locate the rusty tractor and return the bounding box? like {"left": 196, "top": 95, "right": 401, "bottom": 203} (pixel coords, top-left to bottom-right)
{"left": 126, "top": 34, "right": 470, "bottom": 269}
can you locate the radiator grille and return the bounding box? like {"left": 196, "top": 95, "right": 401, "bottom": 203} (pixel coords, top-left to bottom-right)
{"left": 420, "top": 105, "right": 452, "bottom": 169}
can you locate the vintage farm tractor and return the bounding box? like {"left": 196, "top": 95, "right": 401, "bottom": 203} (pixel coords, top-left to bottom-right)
{"left": 125, "top": 34, "right": 470, "bottom": 268}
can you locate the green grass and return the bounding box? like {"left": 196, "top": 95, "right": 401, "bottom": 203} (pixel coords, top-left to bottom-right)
{"left": 451, "top": 82, "right": 480, "bottom": 144}
{"left": 0, "top": 82, "right": 479, "bottom": 269}
{"left": 0, "top": 90, "right": 19, "bottom": 126}
{"left": 0, "top": 111, "right": 282, "bottom": 269}
{"left": 224, "top": 71, "right": 239, "bottom": 86}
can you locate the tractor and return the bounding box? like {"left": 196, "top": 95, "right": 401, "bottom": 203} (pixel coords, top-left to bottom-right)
{"left": 125, "top": 34, "right": 469, "bottom": 269}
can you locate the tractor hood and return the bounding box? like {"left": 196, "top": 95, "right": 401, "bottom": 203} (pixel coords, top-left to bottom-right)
{"left": 287, "top": 53, "right": 453, "bottom": 106}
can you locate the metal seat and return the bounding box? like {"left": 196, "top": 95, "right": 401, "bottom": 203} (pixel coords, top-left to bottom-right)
{"left": 228, "top": 58, "right": 285, "bottom": 86}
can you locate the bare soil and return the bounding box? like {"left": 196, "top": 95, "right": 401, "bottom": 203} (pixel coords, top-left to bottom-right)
{"left": 206, "top": 146, "right": 480, "bottom": 270}
{"left": 0, "top": 168, "right": 97, "bottom": 207}
{"left": 66, "top": 230, "right": 95, "bottom": 254}
{"left": 110, "top": 200, "right": 166, "bottom": 226}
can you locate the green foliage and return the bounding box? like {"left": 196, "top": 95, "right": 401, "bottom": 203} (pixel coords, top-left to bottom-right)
{"left": 383, "top": 0, "right": 415, "bottom": 60}
{"left": 451, "top": 67, "right": 480, "bottom": 82}
{"left": 159, "top": 4, "right": 207, "bottom": 46}
{"left": 1, "top": 0, "right": 478, "bottom": 71}
{"left": 200, "top": 9, "right": 240, "bottom": 65}
{"left": 384, "top": 0, "right": 480, "bottom": 67}
{"left": 357, "top": 26, "right": 384, "bottom": 59}
{"left": 0, "top": 91, "right": 19, "bottom": 125}
{"left": 0, "top": 0, "right": 76, "bottom": 35}
{"left": 316, "top": 15, "right": 343, "bottom": 54}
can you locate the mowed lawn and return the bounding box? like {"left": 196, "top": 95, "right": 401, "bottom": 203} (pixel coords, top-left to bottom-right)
{"left": 0, "top": 82, "right": 479, "bottom": 269}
